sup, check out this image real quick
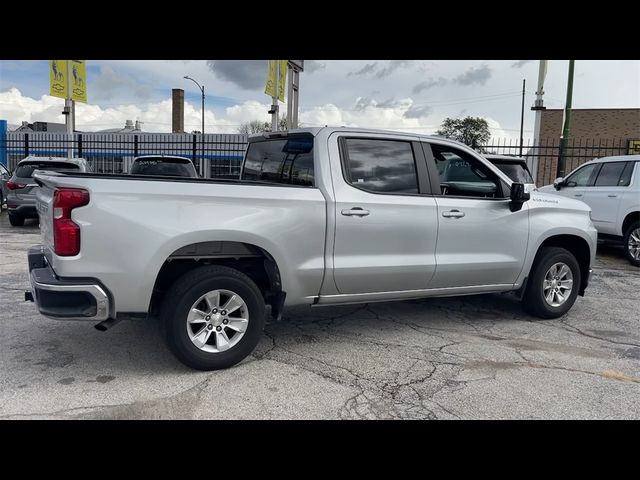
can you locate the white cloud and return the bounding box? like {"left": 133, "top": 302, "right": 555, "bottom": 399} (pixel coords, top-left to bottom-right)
{"left": 0, "top": 88, "right": 239, "bottom": 133}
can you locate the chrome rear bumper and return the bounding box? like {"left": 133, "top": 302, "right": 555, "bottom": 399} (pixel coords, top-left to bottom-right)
{"left": 27, "top": 245, "right": 111, "bottom": 321}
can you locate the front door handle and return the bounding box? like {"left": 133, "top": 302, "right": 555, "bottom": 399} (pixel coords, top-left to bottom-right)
{"left": 574, "top": 193, "right": 583, "bottom": 197}
{"left": 608, "top": 194, "right": 618, "bottom": 198}
{"left": 341, "top": 207, "right": 370, "bottom": 217}
{"left": 442, "top": 209, "right": 465, "bottom": 218}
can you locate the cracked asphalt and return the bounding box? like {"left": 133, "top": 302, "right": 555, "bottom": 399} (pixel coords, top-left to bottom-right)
{"left": 1, "top": 212, "right": 639, "bottom": 419}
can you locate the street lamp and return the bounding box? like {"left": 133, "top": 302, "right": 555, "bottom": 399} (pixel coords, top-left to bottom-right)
{"left": 184, "top": 75, "right": 205, "bottom": 176}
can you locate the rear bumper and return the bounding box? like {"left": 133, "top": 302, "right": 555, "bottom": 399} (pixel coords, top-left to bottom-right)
{"left": 27, "top": 245, "right": 111, "bottom": 321}
{"left": 7, "top": 204, "right": 37, "bottom": 218}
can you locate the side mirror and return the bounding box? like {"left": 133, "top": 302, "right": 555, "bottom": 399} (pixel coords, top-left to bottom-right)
{"left": 553, "top": 177, "right": 564, "bottom": 190}
{"left": 510, "top": 182, "right": 530, "bottom": 212}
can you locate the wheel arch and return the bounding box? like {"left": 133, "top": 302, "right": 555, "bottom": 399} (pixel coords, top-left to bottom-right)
{"left": 622, "top": 211, "right": 640, "bottom": 236}
{"left": 535, "top": 234, "right": 591, "bottom": 296}
{"left": 149, "top": 240, "right": 285, "bottom": 318}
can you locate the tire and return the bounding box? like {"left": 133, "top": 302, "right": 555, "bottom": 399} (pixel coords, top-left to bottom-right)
{"left": 623, "top": 221, "right": 640, "bottom": 267}
{"left": 160, "top": 265, "right": 266, "bottom": 371}
{"left": 8, "top": 213, "right": 24, "bottom": 227}
{"left": 522, "top": 246, "right": 581, "bottom": 319}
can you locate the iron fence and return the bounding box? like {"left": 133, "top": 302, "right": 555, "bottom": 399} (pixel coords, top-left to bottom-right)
{"left": 484, "top": 137, "right": 631, "bottom": 186}
{"left": 1, "top": 132, "right": 248, "bottom": 178}
{"left": 1, "top": 132, "right": 634, "bottom": 186}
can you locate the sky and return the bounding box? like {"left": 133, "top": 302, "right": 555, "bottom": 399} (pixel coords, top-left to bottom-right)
{"left": 0, "top": 60, "right": 638, "bottom": 141}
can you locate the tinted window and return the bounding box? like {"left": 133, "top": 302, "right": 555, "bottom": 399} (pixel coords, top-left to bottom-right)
{"left": 342, "top": 138, "right": 418, "bottom": 194}
{"left": 130, "top": 158, "right": 197, "bottom": 177}
{"left": 0, "top": 164, "right": 8, "bottom": 175}
{"left": 493, "top": 162, "right": 534, "bottom": 183}
{"left": 618, "top": 162, "right": 635, "bottom": 187}
{"left": 431, "top": 144, "right": 501, "bottom": 198}
{"left": 16, "top": 162, "right": 80, "bottom": 178}
{"left": 565, "top": 163, "right": 598, "bottom": 187}
{"left": 242, "top": 136, "right": 314, "bottom": 186}
{"left": 594, "top": 162, "right": 628, "bottom": 187}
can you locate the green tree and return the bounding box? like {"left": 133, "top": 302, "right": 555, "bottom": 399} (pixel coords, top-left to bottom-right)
{"left": 436, "top": 116, "right": 491, "bottom": 152}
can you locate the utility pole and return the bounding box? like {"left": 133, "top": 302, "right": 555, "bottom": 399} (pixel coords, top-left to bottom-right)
{"left": 531, "top": 60, "right": 548, "bottom": 181}
{"left": 287, "top": 61, "right": 304, "bottom": 129}
{"left": 65, "top": 60, "right": 73, "bottom": 158}
{"left": 519, "top": 78, "right": 525, "bottom": 156}
{"left": 183, "top": 75, "right": 205, "bottom": 176}
{"left": 271, "top": 62, "right": 280, "bottom": 131}
{"left": 557, "top": 60, "right": 575, "bottom": 179}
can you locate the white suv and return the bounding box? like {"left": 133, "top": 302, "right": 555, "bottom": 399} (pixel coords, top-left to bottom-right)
{"left": 538, "top": 155, "right": 640, "bottom": 266}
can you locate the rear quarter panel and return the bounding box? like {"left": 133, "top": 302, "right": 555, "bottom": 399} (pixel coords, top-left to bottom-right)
{"left": 41, "top": 175, "right": 327, "bottom": 313}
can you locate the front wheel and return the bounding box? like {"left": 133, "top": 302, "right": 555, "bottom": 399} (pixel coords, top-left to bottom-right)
{"left": 623, "top": 221, "right": 640, "bottom": 267}
{"left": 522, "top": 246, "right": 581, "bottom": 319}
{"left": 160, "top": 265, "right": 266, "bottom": 370}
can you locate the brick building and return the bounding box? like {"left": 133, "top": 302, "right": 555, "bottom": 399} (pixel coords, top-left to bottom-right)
{"left": 534, "top": 108, "right": 640, "bottom": 185}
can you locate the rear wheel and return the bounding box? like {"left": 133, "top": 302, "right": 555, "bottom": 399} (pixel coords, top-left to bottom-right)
{"left": 522, "top": 247, "right": 581, "bottom": 319}
{"left": 8, "top": 213, "right": 24, "bottom": 226}
{"left": 623, "top": 221, "right": 640, "bottom": 267}
{"left": 160, "top": 265, "right": 266, "bottom": 370}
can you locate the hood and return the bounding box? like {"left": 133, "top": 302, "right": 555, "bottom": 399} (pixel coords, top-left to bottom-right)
{"left": 528, "top": 190, "right": 591, "bottom": 213}
{"left": 536, "top": 184, "right": 557, "bottom": 194}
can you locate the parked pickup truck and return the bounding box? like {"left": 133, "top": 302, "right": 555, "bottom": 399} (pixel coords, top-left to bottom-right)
{"left": 27, "top": 127, "right": 598, "bottom": 370}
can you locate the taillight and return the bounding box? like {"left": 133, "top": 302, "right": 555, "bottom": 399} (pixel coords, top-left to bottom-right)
{"left": 6, "top": 181, "right": 26, "bottom": 190}
{"left": 53, "top": 188, "right": 89, "bottom": 256}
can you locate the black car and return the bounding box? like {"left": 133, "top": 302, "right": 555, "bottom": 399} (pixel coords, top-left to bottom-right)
{"left": 484, "top": 154, "right": 535, "bottom": 186}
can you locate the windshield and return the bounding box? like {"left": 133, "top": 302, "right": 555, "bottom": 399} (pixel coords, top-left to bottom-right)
{"left": 16, "top": 162, "right": 80, "bottom": 178}
{"left": 493, "top": 162, "right": 534, "bottom": 183}
{"left": 130, "top": 157, "right": 197, "bottom": 177}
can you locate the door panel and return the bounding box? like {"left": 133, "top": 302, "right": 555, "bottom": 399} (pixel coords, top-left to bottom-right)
{"left": 333, "top": 191, "right": 439, "bottom": 294}
{"left": 330, "top": 135, "right": 438, "bottom": 294}
{"left": 582, "top": 161, "right": 629, "bottom": 235}
{"left": 425, "top": 141, "right": 529, "bottom": 288}
{"left": 431, "top": 197, "right": 529, "bottom": 288}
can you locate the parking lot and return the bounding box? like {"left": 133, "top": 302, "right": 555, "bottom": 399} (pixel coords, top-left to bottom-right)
{"left": 1, "top": 213, "right": 639, "bottom": 419}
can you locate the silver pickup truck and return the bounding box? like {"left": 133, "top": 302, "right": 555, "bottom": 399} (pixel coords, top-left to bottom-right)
{"left": 27, "top": 127, "right": 597, "bottom": 370}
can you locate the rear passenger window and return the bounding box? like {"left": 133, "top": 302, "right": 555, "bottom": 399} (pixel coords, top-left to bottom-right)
{"left": 618, "top": 162, "right": 634, "bottom": 187}
{"left": 241, "top": 135, "right": 314, "bottom": 186}
{"left": 594, "top": 162, "right": 627, "bottom": 187}
{"left": 342, "top": 138, "right": 418, "bottom": 194}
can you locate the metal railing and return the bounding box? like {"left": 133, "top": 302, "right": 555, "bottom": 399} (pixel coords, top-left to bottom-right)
{"left": 1, "top": 132, "right": 634, "bottom": 186}
{"left": 1, "top": 132, "right": 248, "bottom": 178}
{"left": 483, "top": 137, "right": 631, "bottom": 186}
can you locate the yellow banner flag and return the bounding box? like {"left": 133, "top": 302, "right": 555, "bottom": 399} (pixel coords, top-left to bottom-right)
{"left": 70, "top": 60, "right": 87, "bottom": 103}
{"left": 264, "top": 60, "right": 288, "bottom": 102}
{"left": 49, "top": 60, "right": 88, "bottom": 102}
{"left": 49, "top": 60, "right": 68, "bottom": 99}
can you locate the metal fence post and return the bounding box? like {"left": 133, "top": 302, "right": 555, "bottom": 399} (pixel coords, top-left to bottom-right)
{"left": 78, "top": 134, "right": 83, "bottom": 157}
{"left": 192, "top": 134, "right": 197, "bottom": 165}
{"left": 25, "top": 133, "right": 29, "bottom": 157}
{"left": 0, "top": 120, "right": 6, "bottom": 167}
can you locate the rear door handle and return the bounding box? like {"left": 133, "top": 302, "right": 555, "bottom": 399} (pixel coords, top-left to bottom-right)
{"left": 341, "top": 207, "right": 370, "bottom": 217}
{"left": 442, "top": 209, "right": 465, "bottom": 218}
{"left": 574, "top": 193, "right": 583, "bottom": 197}
{"left": 608, "top": 194, "right": 617, "bottom": 198}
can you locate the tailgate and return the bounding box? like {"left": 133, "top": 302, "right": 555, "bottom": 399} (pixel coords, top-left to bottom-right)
{"left": 35, "top": 180, "right": 55, "bottom": 248}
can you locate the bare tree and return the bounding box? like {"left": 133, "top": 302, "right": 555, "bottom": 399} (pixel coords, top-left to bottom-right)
{"left": 238, "top": 116, "right": 296, "bottom": 134}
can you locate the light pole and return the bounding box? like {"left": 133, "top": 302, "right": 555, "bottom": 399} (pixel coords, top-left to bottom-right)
{"left": 184, "top": 75, "right": 205, "bottom": 176}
